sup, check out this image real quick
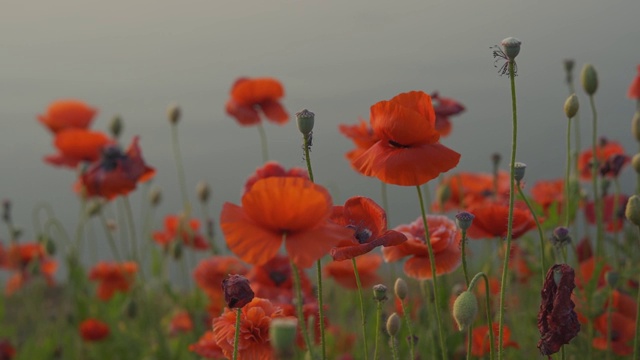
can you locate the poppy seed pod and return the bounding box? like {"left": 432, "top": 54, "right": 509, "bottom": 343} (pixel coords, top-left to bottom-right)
{"left": 455, "top": 211, "right": 475, "bottom": 231}
{"left": 625, "top": 194, "right": 640, "bottom": 226}
{"left": 632, "top": 112, "right": 640, "bottom": 142}
{"left": 564, "top": 94, "right": 579, "bottom": 119}
{"left": 386, "top": 313, "right": 401, "bottom": 336}
{"left": 296, "top": 109, "right": 315, "bottom": 136}
{"left": 453, "top": 291, "right": 478, "bottom": 331}
{"left": 394, "top": 278, "right": 408, "bottom": 300}
{"left": 269, "top": 317, "right": 298, "bottom": 358}
{"left": 513, "top": 162, "right": 527, "bottom": 182}
{"left": 500, "top": 37, "right": 521, "bottom": 60}
{"left": 632, "top": 153, "right": 640, "bottom": 174}
{"left": 581, "top": 64, "right": 598, "bottom": 95}
{"left": 167, "top": 103, "right": 181, "bottom": 124}
{"left": 222, "top": 274, "right": 254, "bottom": 309}
{"left": 109, "top": 115, "right": 123, "bottom": 139}
{"left": 373, "top": 284, "right": 388, "bottom": 302}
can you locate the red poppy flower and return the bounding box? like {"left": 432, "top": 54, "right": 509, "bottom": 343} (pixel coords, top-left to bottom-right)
{"left": 153, "top": 214, "right": 210, "bottom": 250}
{"left": 531, "top": 178, "right": 564, "bottom": 214}
{"left": 382, "top": 215, "right": 461, "bottom": 280}
{"left": 578, "top": 139, "right": 628, "bottom": 181}
{"left": 575, "top": 257, "right": 612, "bottom": 290}
{"left": 0, "top": 339, "right": 16, "bottom": 360}
{"left": 628, "top": 65, "right": 640, "bottom": 100}
{"left": 431, "top": 91, "right": 465, "bottom": 137}
{"left": 169, "top": 311, "right": 194, "bottom": 336}
{"left": 189, "top": 331, "right": 225, "bottom": 359}
{"left": 338, "top": 119, "right": 379, "bottom": 171}
{"left": 225, "top": 77, "right": 288, "bottom": 126}
{"left": 243, "top": 161, "right": 308, "bottom": 195}
{"left": 38, "top": 100, "right": 97, "bottom": 134}
{"left": 324, "top": 253, "right": 382, "bottom": 289}
{"left": 470, "top": 323, "right": 519, "bottom": 357}
{"left": 79, "top": 319, "right": 110, "bottom": 342}
{"left": 88, "top": 261, "right": 138, "bottom": 301}
{"left": 507, "top": 244, "right": 533, "bottom": 284}
{"left": 329, "top": 196, "right": 406, "bottom": 261}
{"left": 280, "top": 301, "right": 327, "bottom": 349}
{"left": 611, "top": 290, "right": 637, "bottom": 320}
{"left": 194, "top": 256, "right": 249, "bottom": 301}
{"left": 466, "top": 200, "right": 536, "bottom": 240}
{"left": 44, "top": 129, "right": 114, "bottom": 168}
{"left": 79, "top": 136, "right": 155, "bottom": 200}
{"left": 220, "top": 177, "right": 353, "bottom": 268}
{"left": 212, "top": 297, "right": 285, "bottom": 359}
{"left": 3, "top": 243, "right": 57, "bottom": 295}
{"left": 592, "top": 312, "right": 634, "bottom": 356}
{"left": 576, "top": 237, "right": 593, "bottom": 263}
{"left": 246, "top": 254, "right": 313, "bottom": 304}
{"left": 352, "top": 91, "right": 461, "bottom": 186}
{"left": 432, "top": 171, "right": 510, "bottom": 212}
{"left": 584, "top": 194, "right": 628, "bottom": 232}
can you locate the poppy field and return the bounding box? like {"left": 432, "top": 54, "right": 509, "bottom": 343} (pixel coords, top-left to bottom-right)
{"left": 2, "top": 37, "right": 640, "bottom": 360}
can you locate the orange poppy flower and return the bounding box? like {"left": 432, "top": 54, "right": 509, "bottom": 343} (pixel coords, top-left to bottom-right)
{"left": 471, "top": 323, "right": 519, "bottom": 357}
{"left": 189, "top": 331, "right": 225, "bottom": 359}
{"left": 466, "top": 200, "right": 536, "bottom": 240}
{"left": 153, "top": 214, "right": 210, "bottom": 250}
{"left": 531, "top": 178, "right": 564, "bottom": 214}
{"left": 243, "top": 161, "right": 308, "bottom": 195}
{"left": 246, "top": 254, "right": 313, "bottom": 304}
{"left": 432, "top": 171, "right": 510, "bottom": 212}
{"left": 575, "top": 257, "right": 612, "bottom": 290}
{"left": 338, "top": 118, "right": 379, "bottom": 171}
{"left": 611, "top": 290, "right": 637, "bottom": 320}
{"left": 88, "top": 261, "right": 138, "bottom": 301}
{"left": 79, "top": 136, "right": 155, "bottom": 200}
{"left": 79, "top": 319, "right": 110, "bottom": 342}
{"left": 584, "top": 194, "right": 628, "bottom": 232}
{"left": 169, "top": 311, "right": 194, "bottom": 336}
{"left": 431, "top": 91, "right": 465, "bottom": 137}
{"left": 382, "top": 215, "right": 461, "bottom": 280}
{"left": 329, "top": 196, "right": 406, "bottom": 261}
{"left": 38, "top": 100, "right": 97, "bottom": 133}
{"left": 220, "top": 177, "right": 353, "bottom": 268}
{"left": 225, "top": 77, "right": 288, "bottom": 126}
{"left": 592, "top": 311, "right": 634, "bottom": 356}
{"left": 212, "top": 297, "right": 285, "bottom": 360}
{"left": 194, "top": 256, "right": 249, "bottom": 301}
{"left": 0, "top": 339, "right": 15, "bottom": 360}
{"left": 628, "top": 65, "right": 640, "bottom": 100}
{"left": 44, "top": 129, "right": 113, "bottom": 168}
{"left": 324, "top": 253, "right": 382, "bottom": 289}
{"left": 352, "top": 91, "right": 461, "bottom": 186}
{"left": 578, "top": 139, "right": 628, "bottom": 181}
{"left": 3, "top": 243, "right": 57, "bottom": 295}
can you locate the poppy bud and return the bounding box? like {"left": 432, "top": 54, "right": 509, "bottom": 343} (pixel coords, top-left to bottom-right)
{"left": 632, "top": 112, "right": 640, "bottom": 142}
{"left": 296, "top": 109, "right": 315, "bottom": 136}
{"left": 455, "top": 211, "right": 475, "bottom": 231}
{"left": 625, "top": 194, "right": 640, "bottom": 226}
{"left": 373, "top": 284, "right": 388, "bottom": 302}
{"left": 581, "top": 64, "right": 598, "bottom": 95}
{"left": 86, "top": 201, "right": 102, "bottom": 217}
{"left": 491, "top": 152, "right": 502, "bottom": 167}
{"left": 270, "top": 317, "right": 298, "bottom": 359}
{"left": 500, "top": 37, "right": 521, "bottom": 60}
{"left": 386, "top": 313, "right": 401, "bottom": 336}
{"left": 549, "top": 226, "right": 571, "bottom": 247}
{"left": 563, "top": 59, "right": 575, "bottom": 83}
{"left": 564, "top": 94, "right": 579, "bottom": 118}
{"left": 148, "top": 186, "right": 162, "bottom": 207}
{"left": 2, "top": 199, "right": 11, "bottom": 223}
{"left": 167, "top": 103, "right": 181, "bottom": 124}
{"left": 196, "top": 181, "right": 210, "bottom": 203}
{"left": 394, "top": 278, "right": 408, "bottom": 300}
{"left": 513, "top": 162, "right": 527, "bottom": 183}
{"left": 109, "top": 115, "right": 123, "bottom": 139}
{"left": 222, "top": 274, "right": 254, "bottom": 309}
{"left": 453, "top": 291, "right": 478, "bottom": 331}
{"left": 632, "top": 153, "right": 640, "bottom": 174}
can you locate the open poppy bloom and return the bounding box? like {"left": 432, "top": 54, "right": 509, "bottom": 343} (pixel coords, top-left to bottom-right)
{"left": 353, "top": 91, "right": 461, "bottom": 186}
{"left": 189, "top": 331, "right": 225, "bottom": 359}
{"left": 169, "top": 311, "right": 194, "bottom": 336}
{"left": 382, "top": 215, "right": 461, "bottom": 280}
{"left": 466, "top": 200, "right": 536, "bottom": 240}
{"left": 329, "top": 196, "right": 406, "bottom": 261}
{"left": 592, "top": 311, "right": 634, "bottom": 356}
{"left": 338, "top": 118, "right": 379, "bottom": 171}
{"left": 79, "top": 136, "right": 155, "bottom": 200}
{"left": 531, "top": 178, "right": 565, "bottom": 215}
{"left": 432, "top": 171, "right": 510, "bottom": 211}
{"left": 584, "top": 194, "right": 628, "bottom": 232}
{"left": 212, "top": 297, "right": 285, "bottom": 359}
{"left": 470, "top": 323, "right": 519, "bottom": 357}
{"left": 153, "top": 214, "right": 210, "bottom": 250}
{"left": 220, "top": 177, "right": 353, "bottom": 269}
{"left": 193, "top": 256, "right": 249, "bottom": 301}
{"left": 431, "top": 91, "right": 465, "bottom": 137}
{"left": 578, "top": 139, "right": 628, "bottom": 181}
{"left": 79, "top": 319, "right": 110, "bottom": 342}
{"left": 628, "top": 65, "right": 640, "bottom": 100}
{"left": 88, "top": 261, "right": 138, "bottom": 301}
{"left": 243, "top": 161, "right": 308, "bottom": 195}
{"left": 246, "top": 254, "right": 313, "bottom": 304}
{"left": 3, "top": 242, "right": 57, "bottom": 295}
{"left": 324, "top": 253, "right": 382, "bottom": 289}
{"left": 225, "top": 77, "right": 288, "bottom": 126}
{"left": 38, "top": 100, "right": 97, "bottom": 133}
{"left": 45, "top": 129, "right": 114, "bottom": 168}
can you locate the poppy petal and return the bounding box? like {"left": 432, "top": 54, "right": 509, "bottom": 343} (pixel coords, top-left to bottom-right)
{"left": 370, "top": 96, "right": 439, "bottom": 145}
{"left": 230, "top": 78, "right": 284, "bottom": 106}
{"left": 261, "top": 100, "right": 288, "bottom": 124}
{"left": 285, "top": 223, "right": 352, "bottom": 268}
{"left": 225, "top": 101, "right": 261, "bottom": 126}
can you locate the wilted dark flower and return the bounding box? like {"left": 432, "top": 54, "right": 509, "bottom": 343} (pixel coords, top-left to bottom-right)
{"left": 221, "top": 274, "right": 254, "bottom": 309}
{"left": 599, "top": 154, "right": 630, "bottom": 178}
{"left": 537, "top": 264, "right": 580, "bottom": 357}
{"left": 549, "top": 227, "right": 571, "bottom": 247}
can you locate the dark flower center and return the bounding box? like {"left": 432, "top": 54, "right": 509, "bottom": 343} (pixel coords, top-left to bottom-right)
{"left": 100, "top": 146, "right": 126, "bottom": 171}
{"left": 269, "top": 271, "right": 287, "bottom": 286}
{"left": 388, "top": 140, "right": 410, "bottom": 149}
{"left": 347, "top": 224, "right": 372, "bottom": 244}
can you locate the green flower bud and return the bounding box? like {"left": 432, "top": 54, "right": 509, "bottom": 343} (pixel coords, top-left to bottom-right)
{"left": 513, "top": 162, "right": 527, "bottom": 183}
{"left": 632, "top": 153, "right": 640, "bottom": 174}
{"left": 386, "top": 313, "right": 401, "bottom": 337}
{"left": 270, "top": 318, "right": 298, "bottom": 359}
{"left": 452, "top": 291, "right": 478, "bottom": 331}
{"left": 564, "top": 94, "right": 579, "bottom": 118}
{"left": 581, "top": 64, "right": 598, "bottom": 95}
{"left": 455, "top": 211, "right": 475, "bottom": 231}
{"left": 109, "top": 115, "right": 123, "bottom": 139}
{"left": 296, "top": 109, "right": 315, "bottom": 136}
{"left": 86, "top": 200, "right": 102, "bottom": 217}
{"left": 625, "top": 194, "right": 640, "bottom": 226}
{"left": 149, "top": 186, "right": 162, "bottom": 207}
{"left": 394, "top": 278, "right": 408, "bottom": 300}
{"left": 631, "top": 112, "right": 640, "bottom": 142}
{"left": 605, "top": 271, "right": 619, "bottom": 288}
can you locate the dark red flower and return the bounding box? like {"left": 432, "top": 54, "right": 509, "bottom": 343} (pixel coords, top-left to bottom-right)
{"left": 466, "top": 200, "right": 536, "bottom": 240}
{"left": 431, "top": 91, "right": 465, "bottom": 137}
{"left": 79, "top": 319, "right": 110, "bottom": 342}
{"left": 222, "top": 274, "right": 254, "bottom": 309}
{"left": 38, "top": 100, "right": 97, "bottom": 134}
{"left": 225, "top": 77, "right": 288, "bottom": 126}
{"left": 246, "top": 254, "right": 313, "bottom": 304}
{"left": 338, "top": 118, "right": 379, "bottom": 172}
{"left": 578, "top": 139, "right": 628, "bottom": 181}
{"left": 88, "top": 261, "right": 137, "bottom": 301}
{"left": 531, "top": 179, "right": 564, "bottom": 214}
{"left": 243, "top": 161, "right": 308, "bottom": 195}
{"left": 592, "top": 312, "right": 634, "bottom": 356}
{"left": 45, "top": 129, "right": 114, "bottom": 168}
{"left": 3, "top": 243, "right": 57, "bottom": 295}
{"left": 193, "top": 256, "right": 249, "bottom": 301}
{"left": 537, "top": 264, "right": 580, "bottom": 357}
{"left": 79, "top": 136, "right": 155, "bottom": 200}
{"left": 329, "top": 196, "right": 406, "bottom": 261}
{"left": 432, "top": 171, "right": 510, "bottom": 212}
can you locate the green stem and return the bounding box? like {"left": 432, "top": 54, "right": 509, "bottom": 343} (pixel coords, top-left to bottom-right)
{"left": 633, "top": 226, "right": 640, "bottom": 360}
{"left": 233, "top": 307, "right": 241, "bottom": 360}
{"left": 468, "top": 272, "right": 494, "bottom": 360}
{"left": 122, "top": 196, "right": 139, "bottom": 263}
{"left": 415, "top": 185, "right": 447, "bottom": 360}
{"left": 606, "top": 287, "right": 613, "bottom": 360}
{"left": 567, "top": 81, "right": 581, "bottom": 178}
{"left": 461, "top": 229, "right": 470, "bottom": 286}
{"left": 589, "top": 94, "right": 603, "bottom": 258}
{"left": 613, "top": 179, "right": 621, "bottom": 246}
{"left": 400, "top": 301, "right": 415, "bottom": 360}
{"left": 466, "top": 327, "right": 472, "bottom": 360}
{"left": 257, "top": 122, "right": 269, "bottom": 163}
{"left": 374, "top": 301, "right": 383, "bottom": 360}
{"left": 99, "top": 213, "right": 122, "bottom": 262}
{"left": 516, "top": 185, "right": 546, "bottom": 284}
{"left": 390, "top": 336, "right": 399, "bottom": 360}
{"left": 290, "top": 257, "right": 314, "bottom": 358}
{"left": 170, "top": 123, "right": 192, "bottom": 215}
{"left": 498, "top": 59, "right": 518, "bottom": 360}
{"left": 565, "top": 117, "right": 572, "bottom": 227}
{"left": 352, "top": 258, "right": 369, "bottom": 360}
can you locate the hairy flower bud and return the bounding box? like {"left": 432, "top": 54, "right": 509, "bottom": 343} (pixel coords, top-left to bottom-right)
{"left": 148, "top": 186, "right": 162, "bottom": 207}
{"left": 167, "top": 103, "right": 181, "bottom": 125}
{"left": 513, "top": 162, "right": 527, "bottom": 183}
{"left": 373, "top": 284, "right": 388, "bottom": 302}
{"left": 222, "top": 274, "right": 254, "bottom": 309}
{"left": 394, "top": 278, "right": 408, "bottom": 300}
{"left": 270, "top": 318, "right": 298, "bottom": 359}
{"left": 632, "top": 153, "right": 640, "bottom": 174}
{"left": 455, "top": 211, "right": 475, "bottom": 231}
{"left": 632, "top": 112, "right": 640, "bottom": 142}
{"left": 386, "top": 313, "right": 401, "bottom": 336}
{"left": 109, "top": 115, "right": 123, "bottom": 139}
{"left": 625, "top": 195, "right": 640, "bottom": 226}
{"left": 453, "top": 291, "right": 478, "bottom": 331}
{"left": 196, "top": 181, "right": 210, "bottom": 203}
{"left": 564, "top": 94, "right": 579, "bottom": 118}
{"left": 296, "top": 109, "right": 315, "bottom": 136}
{"left": 581, "top": 64, "right": 598, "bottom": 96}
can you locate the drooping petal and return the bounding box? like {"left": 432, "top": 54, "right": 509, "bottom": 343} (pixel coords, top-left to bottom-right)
{"left": 38, "top": 100, "right": 97, "bottom": 133}
{"left": 260, "top": 100, "right": 288, "bottom": 124}
{"left": 230, "top": 78, "right": 285, "bottom": 106}
{"left": 370, "top": 96, "right": 439, "bottom": 146}
{"left": 225, "top": 100, "right": 261, "bottom": 126}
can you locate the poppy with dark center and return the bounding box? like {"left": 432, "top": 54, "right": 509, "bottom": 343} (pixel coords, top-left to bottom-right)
{"left": 222, "top": 274, "right": 254, "bottom": 309}
{"left": 430, "top": 91, "right": 465, "bottom": 137}
{"left": 592, "top": 311, "right": 634, "bottom": 356}
{"left": 599, "top": 153, "right": 630, "bottom": 178}
{"left": 352, "top": 91, "right": 461, "bottom": 186}
{"left": 324, "top": 253, "right": 382, "bottom": 289}
{"left": 153, "top": 214, "right": 209, "bottom": 250}
{"left": 537, "top": 264, "right": 580, "bottom": 357}
{"left": 628, "top": 65, "right": 640, "bottom": 100}
{"left": 329, "top": 196, "right": 406, "bottom": 261}
{"left": 44, "top": 129, "right": 114, "bottom": 168}
{"left": 382, "top": 215, "right": 461, "bottom": 280}
{"left": 243, "top": 161, "right": 308, "bottom": 195}
{"left": 225, "top": 77, "right": 288, "bottom": 126}
{"left": 246, "top": 254, "right": 313, "bottom": 304}
{"left": 88, "top": 261, "right": 138, "bottom": 301}
{"left": 531, "top": 178, "right": 565, "bottom": 215}
{"left": 578, "top": 139, "right": 628, "bottom": 181}
{"left": 432, "top": 171, "right": 510, "bottom": 212}
{"left": 466, "top": 200, "right": 536, "bottom": 240}
{"left": 338, "top": 118, "right": 379, "bottom": 172}
{"left": 38, "top": 99, "right": 97, "bottom": 134}
{"left": 584, "top": 194, "right": 628, "bottom": 232}
{"left": 79, "top": 319, "right": 110, "bottom": 342}
{"left": 3, "top": 242, "right": 57, "bottom": 295}
{"left": 79, "top": 136, "right": 155, "bottom": 200}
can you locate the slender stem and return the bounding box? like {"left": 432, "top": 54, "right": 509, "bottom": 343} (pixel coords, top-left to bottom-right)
{"left": 233, "top": 307, "right": 241, "bottom": 360}
{"left": 200, "top": 202, "right": 218, "bottom": 255}
{"left": 589, "top": 95, "right": 603, "bottom": 257}
{"left": 561, "top": 345, "right": 566, "bottom": 360}
{"left": 567, "top": 81, "right": 581, "bottom": 178}
{"left": 613, "top": 179, "right": 621, "bottom": 245}
{"left": 257, "top": 122, "right": 269, "bottom": 163}
{"left": 170, "top": 123, "right": 192, "bottom": 215}
{"left": 122, "top": 196, "right": 139, "bottom": 263}
{"left": 634, "top": 226, "right": 640, "bottom": 360}
{"left": 466, "top": 327, "right": 472, "bottom": 360}
{"left": 390, "top": 336, "right": 399, "bottom": 360}
{"left": 381, "top": 182, "right": 389, "bottom": 223}
{"left": 606, "top": 287, "right": 613, "bottom": 360}
{"left": 400, "top": 301, "right": 415, "bottom": 360}
{"left": 374, "top": 301, "right": 382, "bottom": 360}
{"left": 290, "top": 257, "right": 314, "bottom": 358}
{"left": 516, "top": 185, "right": 546, "bottom": 284}
{"left": 565, "top": 117, "right": 572, "bottom": 227}
{"left": 415, "top": 185, "right": 447, "bottom": 360}
{"left": 498, "top": 60, "right": 518, "bottom": 360}
{"left": 352, "top": 258, "right": 370, "bottom": 360}
{"left": 99, "top": 213, "right": 122, "bottom": 262}
{"left": 461, "top": 229, "right": 470, "bottom": 286}
{"left": 468, "top": 272, "right": 494, "bottom": 360}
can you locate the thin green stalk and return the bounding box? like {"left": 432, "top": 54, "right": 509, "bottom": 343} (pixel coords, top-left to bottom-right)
{"left": 613, "top": 179, "right": 622, "bottom": 245}
{"left": 352, "top": 258, "right": 369, "bottom": 360}
{"left": 589, "top": 94, "right": 603, "bottom": 257}
{"left": 461, "top": 229, "right": 470, "bottom": 285}
{"left": 233, "top": 307, "right": 241, "bottom": 360}
{"left": 257, "top": 122, "right": 269, "bottom": 163}
{"left": 565, "top": 117, "right": 572, "bottom": 226}
{"left": 468, "top": 272, "right": 494, "bottom": 360}
{"left": 415, "top": 185, "right": 447, "bottom": 360}
{"left": 606, "top": 287, "right": 613, "bottom": 360}
{"left": 567, "top": 80, "right": 581, "bottom": 178}
{"left": 390, "top": 336, "right": 399, "bottom": 360}
{"left": 633, "top": 226, "right": 640, "bottom": 360}
{"left": 122, "top": 196, "right": 139, "bottom": 263}
{"left": 399, "top": 301, "right": 415, "bottom": 360}
{"left": 516, "top": 185, "right": 546, "bottom": 284}
{"left": 290, "top": 257, "right": 314, "bottom": 358}
{"left": 561, "top": 345, "right": 566, "bottom": 360}
{"left": 170, "top": 123, "right": 192, "bottom": 215}
{"left": 373, "top": 301, "right": 383, "bottom": 360}
{"left": 466, "top": 327, "right": 472, "bottom": 360}
{"left": 200, "top": 202, "right": 218, "bottom": 255}
{"left": 498, "top": 59, "right": 518, "bottom": 360}
{"left": 99, "top": 212, "right": 122, "bottom": 262}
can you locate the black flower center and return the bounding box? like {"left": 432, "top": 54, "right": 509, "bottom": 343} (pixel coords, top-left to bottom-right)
{"left": 269, "top": 271, "right": 287, "bottom": 286}
{"left": 388, "top": 140, "right": 410, "bottom": 149}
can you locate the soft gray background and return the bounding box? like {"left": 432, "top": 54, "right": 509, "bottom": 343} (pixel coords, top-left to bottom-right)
{"left": 1, "top": 0, "right": 639, "bottom": 267}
